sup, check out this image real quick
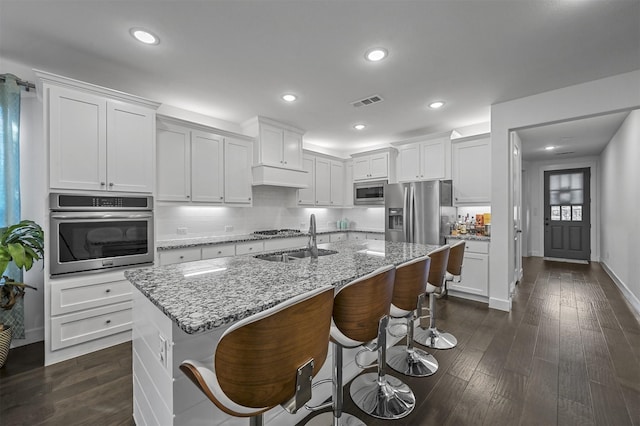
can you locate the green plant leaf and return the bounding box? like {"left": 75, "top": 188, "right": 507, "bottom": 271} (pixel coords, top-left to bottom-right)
{"left": 6, "top": 243, "right": 26, "bottom": 269}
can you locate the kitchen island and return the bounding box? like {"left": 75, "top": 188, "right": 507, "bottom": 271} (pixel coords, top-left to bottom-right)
{"left": 125, "top": 239, "right": 437, "bottom": 426}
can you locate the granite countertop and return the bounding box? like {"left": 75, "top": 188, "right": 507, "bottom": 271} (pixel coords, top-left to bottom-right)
{"left": 156, "top": 229, "right": 384, "bottom": 250}
{"left": 446, "top": 234, "right": 491, "bottom": 242}
{"left": 125, "top": 239, "right": 436, "bottom": 335}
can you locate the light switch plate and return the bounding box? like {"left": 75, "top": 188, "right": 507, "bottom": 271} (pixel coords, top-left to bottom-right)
{"left": 225, "top": 225, "right": 233, "bottom": 232}
{"left": 177, "top": 227, "right": 188, "bottom": 235}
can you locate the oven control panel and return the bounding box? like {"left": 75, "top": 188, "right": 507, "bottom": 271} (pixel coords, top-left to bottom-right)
{"left": 50, "top": 193, "right": 153, "bottom": 210}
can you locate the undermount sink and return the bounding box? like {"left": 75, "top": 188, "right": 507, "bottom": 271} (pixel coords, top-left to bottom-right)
{"left": 255, "top": 248, "right": 338, "bottom": 262}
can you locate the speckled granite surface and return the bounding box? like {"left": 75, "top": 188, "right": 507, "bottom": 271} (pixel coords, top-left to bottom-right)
{"left": 156, "top": 229, "right": 384, "bottom": 250}
{"left": 125, "top": 239, "right": 436, "bottom": 335}
{"left": 446, "top": 234, "right": 491, "bottom": 242}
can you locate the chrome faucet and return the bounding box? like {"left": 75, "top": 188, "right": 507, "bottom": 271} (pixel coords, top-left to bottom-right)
{"left": 308, "top": 214, "right": 318, "bottom": 258}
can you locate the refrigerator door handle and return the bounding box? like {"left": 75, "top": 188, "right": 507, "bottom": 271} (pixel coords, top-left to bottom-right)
{"left": 409, "top": 184, "right": 415, "bottom": 243}
{"left": 403, "top": 186, "right": 409, "bottom": 241}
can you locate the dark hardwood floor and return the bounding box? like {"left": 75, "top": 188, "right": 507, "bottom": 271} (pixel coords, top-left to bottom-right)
{"left": 1, "top": 258, "right": 639, "bottom": 425}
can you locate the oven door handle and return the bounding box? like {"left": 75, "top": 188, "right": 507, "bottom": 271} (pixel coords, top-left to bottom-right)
{"left": 50, "top": 212, "right": 153, "bottom": 220}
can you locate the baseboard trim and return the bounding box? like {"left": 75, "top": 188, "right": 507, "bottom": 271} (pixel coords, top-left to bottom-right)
{"left": 601, "top": 261, "right": 640, "bottom": 316}
{"left": 489, "top": 297, "right": 511, "bottom": 312}
{"left": 448, "top": 290, "right": 489, "bottom": 304}
{"left": 9, "top": 326, "right": 44, "bottom": 349}
{"left": 543, "top": 257, "right": 589, "bottom": 264}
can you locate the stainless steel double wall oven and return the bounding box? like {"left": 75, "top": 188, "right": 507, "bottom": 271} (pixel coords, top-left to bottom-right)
{"left": 49, "top": 193, "right": 154, "bottom": 276}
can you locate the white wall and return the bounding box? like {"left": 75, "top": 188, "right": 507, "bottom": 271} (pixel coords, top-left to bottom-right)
{"left": 600, "top": 109, "right": 640, "bottom": 312}
{"left": 491, "top": 70, "right": 640, "bottom": 312}
{"left": 156, "top": 186, "right": 385, "bottom": 240}
{"left": 1, "top": 58, "right": 47, "bottom": 347}
{"left": 520, "top": 155, "right": 599, "bottom": 260}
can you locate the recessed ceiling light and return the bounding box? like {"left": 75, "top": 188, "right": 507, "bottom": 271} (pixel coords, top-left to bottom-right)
{"left": 130, "top": 28, "right": 159, "bottom": 45}
{"left": 354, "top": 124, "right": 366, "bottom": 130}
{"left": 365, "top": 47, "right": 388, "bottom": 62}
{"left": 429, "top": 101, "right": 445, "bottom": 109}
{"left": 282, "top": 94, "right": 297, "bottom": 102}
{"left": 545, "top": 146, "right": 555, "bottom": 150}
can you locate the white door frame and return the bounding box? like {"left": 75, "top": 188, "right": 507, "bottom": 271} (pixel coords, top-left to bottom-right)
{"left": 510, "top": 131, "right": 523, "bottom": 292}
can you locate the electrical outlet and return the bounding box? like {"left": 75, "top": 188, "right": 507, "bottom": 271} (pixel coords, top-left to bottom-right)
{"left": 224, "top": 225, "right": 234, "bottom": 232}
{"left": 177, "top": 227, "right": 188, "bottom": 235}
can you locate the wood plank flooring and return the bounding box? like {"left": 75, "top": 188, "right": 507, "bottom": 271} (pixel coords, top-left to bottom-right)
{"left": 1, "top": 258, "right": 639, "bottom": 425}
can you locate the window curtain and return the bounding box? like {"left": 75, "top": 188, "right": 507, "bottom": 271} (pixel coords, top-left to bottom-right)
{"left": 0, "top": 74, "right": 24, "bottom": 338}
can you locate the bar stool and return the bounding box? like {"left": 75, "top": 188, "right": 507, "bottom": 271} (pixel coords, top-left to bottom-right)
{"left": 444, "top": 240, "right": 466, "bottom": 295}
{"left": 180, "top": 286, "right": 335, "bottom": 426}
{"left": 386, "top": 255, "right": 439, "bottom": 377}
{"left": 414, "top": 245, "right": 458, "bottom": 350}
{"left": 310, "top": 264, "right": 415, "bottom": 424}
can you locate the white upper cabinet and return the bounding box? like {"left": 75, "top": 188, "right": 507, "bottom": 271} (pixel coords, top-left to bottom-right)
{"left": 190, "top": 130, "right": 224, "bottom": 203}
{"left": 297, "top": 154, "right": 315, "bottom": 205}
{"left": 224, "top": 137, "right": 252, "bottom": 204}
{"left": 47, "top": 83, "right": 157, "bottom": 193}
{"left": 242, "top": 116, "right": 308, "bottom": 187}
{"left": 156, "top": 117, "right": 253, "bottom": 205}
{"left": 257, "top": 121, "right": 302, "bottom": 169}
{"left": 452, "top": 135, "right": 491, "bottom": 205}
{"left": 298, "top": 152, "right": 345, "bottom": 207}
{"left": 351, "top": 148, "right": 397, "bottom": 182}
{"left": 397, "top": 137, "right": 449, "bottom": 182}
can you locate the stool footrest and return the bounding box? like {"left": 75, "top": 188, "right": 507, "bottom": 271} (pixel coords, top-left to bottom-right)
{"left": 281, "top": 358, "right": 314, "bottom": 414}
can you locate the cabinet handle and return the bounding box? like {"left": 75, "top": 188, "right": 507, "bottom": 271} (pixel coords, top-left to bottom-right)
{"left": 220, "top": 196, "right": 223, "bottom": 200}
{"left": 248, "top": 197, "right": 251, "bottom": 201}
{"left": 186, "top": 195, "right": 190, "bottom": 198}
{"left": 105, "top": 289, "right": 111, "bottom": 293}
{"left": 217, "top": 251, "right": 222, "bottom": 254}
{"left": 109, "top": 182, "right": 114, "bottom": 187}
{"left": 100, "top": 182, "right": 106, "bottom": 186}
{"left": 179, "top": 255, "right": 184, "bottom": 259}
{"left": 248, "top": 247, "right": 253, "bottom": 251}
{"left": 106, "top": 319, "right": 111, "bottom": 324}
{"left": 284, "top": 161, "right": 287, "bottom": 164}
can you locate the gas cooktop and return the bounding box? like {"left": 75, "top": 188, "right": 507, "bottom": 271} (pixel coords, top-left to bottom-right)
{"left": 253, "top": 229, "right": 303, "bottom": 236}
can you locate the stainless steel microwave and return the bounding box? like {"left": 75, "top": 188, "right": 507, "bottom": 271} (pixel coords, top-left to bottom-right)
{"left": 354, "top": 180, "right": 386, "bottom": 205}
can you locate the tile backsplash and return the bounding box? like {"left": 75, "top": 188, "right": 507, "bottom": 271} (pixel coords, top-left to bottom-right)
{"left": 156, "top": 186, "right": 385, "bottom": 239}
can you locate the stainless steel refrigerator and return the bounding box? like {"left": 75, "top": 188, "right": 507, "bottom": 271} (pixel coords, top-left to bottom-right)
{"left": 385, "top": 180, "right": 456, "bottom": 245}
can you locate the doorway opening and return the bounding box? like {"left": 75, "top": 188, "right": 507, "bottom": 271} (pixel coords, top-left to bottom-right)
{"left": 543, "top": 167, "right": 591, "bottom": 262}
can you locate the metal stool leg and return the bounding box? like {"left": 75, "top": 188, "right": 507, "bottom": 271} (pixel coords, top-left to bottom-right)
{"left": 414, "top": 293, "right": 457, "bottom": 350}
{"left": 306, "top": 343, "right": 365, "bottom": 426}
{"left": 349, "top": 316, "right": 415, "bottom": 420}
{"left": 387, "top": 294, "right": 439, "bottom": 376}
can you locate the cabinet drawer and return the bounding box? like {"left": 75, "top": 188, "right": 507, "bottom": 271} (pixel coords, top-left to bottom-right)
{"left": 349, "top": 233, "right": 366, "bottom": 241}
{"left": 158, "top": 247, "right": 201, "bottom": 266}
{"left": 51, "top": 301, "right": 132, "bottom": 350}
{"left": 464, "top": 240, "right": 489, "bottom": 254}
{"left": 201, "top": 244, "right": 235, "bottom": 260}
{"left": 51, "top": 278, "right": 132, "bottom": 316}
{"left": 330, "top": 233, "right": 347, "bottom": 242}
{"left": 236, "top": 241, "right": 264, "bottom": 255}
{"left": 366, "top": 233, "right": 384, "bottom": 241}
{"left": 316, "top": 235, "right": 329, "bottom": 244}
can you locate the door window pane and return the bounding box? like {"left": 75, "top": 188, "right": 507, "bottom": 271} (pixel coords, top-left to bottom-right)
{"left": 561, "top": 206, "right": 571, "bottom": 221}
{"left": 549, "top": 172, "right": 584, "bottom": 206}
{"left": 551, "top": 206, "right": 560, "bottom": 221}
{"left": 572, "top": 205, "right": 582, "bottom": 221}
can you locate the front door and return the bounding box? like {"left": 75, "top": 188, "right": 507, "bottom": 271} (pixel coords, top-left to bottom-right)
{"left": 543, "top": 168, "right": 591, "bottom": 260}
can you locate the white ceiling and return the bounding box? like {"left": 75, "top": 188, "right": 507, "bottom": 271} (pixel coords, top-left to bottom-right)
{"left": 517, "top": 111, "right": 632, "bottom": 162}
{"left": 1, "top": 0, "right": 639, "bottom": 156}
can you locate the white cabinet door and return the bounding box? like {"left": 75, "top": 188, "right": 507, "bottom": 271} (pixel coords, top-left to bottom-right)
{"left": 224, "top": 137, "right": 253, "bottom": 204}
{"left": 49, "top": 86, "right": 107, "bottom": 191}
{"left": 330, "top": 161, "right": 344, "bottom": 206}
{"left": 369, "top": 153, "right": 389, "bottom": 179}
{"left": 106, "top": 101, "right": 155, "bottom": 193}
{"left": 421, "top": 139, "right": 446, "bottom": 180}
{"left": 298, "top": 154, "right": 315, "bottom": 205}
{"left": 455, "top": 252, "right": 489, "bottom": 296}
{"left": 157, "top": 125, "right": 191, "bottom": 201}
{"left": 344, "top": 160, "right": 354, "bottom": 207}
{"left": 191, "top": 130, "right": 224, "bottom": 203}
{"left": 283, "top": 130, "right": 302, "bottom": 169}
{"left": 259, "top": 122, "right": 284, "bottom": 167}
{"left": 158, "top": 247, "right": 201, "bottom": 266}
{"left": 452, "top": 137, "right": 491, "bottom": 204}
{"left": 315, "top": 157, "right": 331, "bottom": 206}
{"left": 398, "top": 143, "right": 421, "bottom": 182}
{"left": 353, "top": 157, "right": 371, "bottom": 180}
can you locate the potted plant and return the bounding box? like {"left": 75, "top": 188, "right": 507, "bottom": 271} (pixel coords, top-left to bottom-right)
{"left": 0, "top": 220, "right": 44, "bottom": 367}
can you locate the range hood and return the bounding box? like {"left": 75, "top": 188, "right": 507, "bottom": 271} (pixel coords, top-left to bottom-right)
{"left": 252, "top": 165, "right": 309, "bottom": 188}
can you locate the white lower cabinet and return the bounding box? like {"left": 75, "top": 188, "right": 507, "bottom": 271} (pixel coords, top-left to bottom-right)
{"left": 348, "top": 232, "right": 384, "bottom": 241}
{"left": 201, "top": 244, "right": 236, "bottom": 260}
{"left": 132, "top": 287, "right": 404, "bottom": 426}
{"left": 158, "top": 247, "right": 202, "bottom": 266}
{"left": 446, "top": 238, "right": 489, "bottom": 298}
{"left": 46, "top": 271, "right": 134, "bottom": 365}
{"left": 235, "top": 241, "right": 264, "bottom": 255}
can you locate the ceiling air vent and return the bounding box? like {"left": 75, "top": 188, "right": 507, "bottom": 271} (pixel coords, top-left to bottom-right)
{"left": 352, "top": 94, "right": 384, "bottom": 108}
{"left": 554, "top": 151, "right": 575, "bottom": 156}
